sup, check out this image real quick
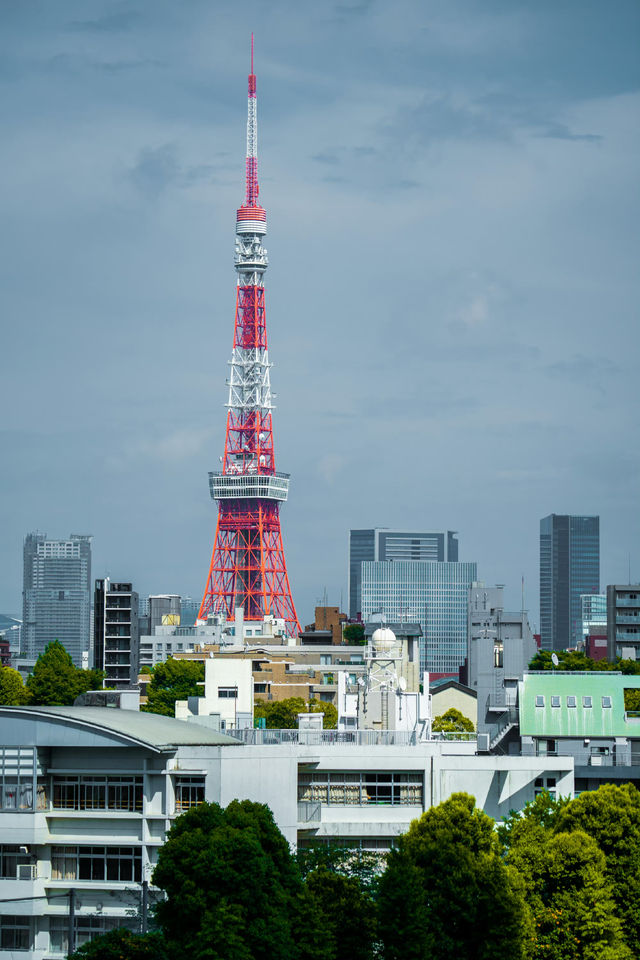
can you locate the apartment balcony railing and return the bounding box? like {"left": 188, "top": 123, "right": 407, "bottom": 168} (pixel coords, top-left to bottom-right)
{"left": 615, "top": 598, "right": 640, "bottom": 608}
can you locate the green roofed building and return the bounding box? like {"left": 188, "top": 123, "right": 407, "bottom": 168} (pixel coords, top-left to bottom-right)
{"left": 519, "top": 672, "right": 640, "bottom": 794}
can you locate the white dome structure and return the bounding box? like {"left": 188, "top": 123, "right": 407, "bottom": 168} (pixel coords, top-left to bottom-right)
{"left": 372, "top": 627, "right": 397, "bottom": 655}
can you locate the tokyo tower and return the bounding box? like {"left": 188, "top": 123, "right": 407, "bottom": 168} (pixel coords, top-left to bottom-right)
{"left": 198, "top": 38, "right": 300, "bottom": 636}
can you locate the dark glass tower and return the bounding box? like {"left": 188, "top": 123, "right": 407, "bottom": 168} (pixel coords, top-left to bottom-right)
{"left": 539, "top": 514, "right": 600, "bottom": 650}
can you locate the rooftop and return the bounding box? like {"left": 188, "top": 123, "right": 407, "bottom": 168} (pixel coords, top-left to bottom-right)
{"left": 0, "top": 706, "right": 241, "bottom": 751}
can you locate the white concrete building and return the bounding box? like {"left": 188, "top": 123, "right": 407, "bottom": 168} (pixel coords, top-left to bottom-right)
{"left": 0, "top": 704, "right": 574, "bottom": 958}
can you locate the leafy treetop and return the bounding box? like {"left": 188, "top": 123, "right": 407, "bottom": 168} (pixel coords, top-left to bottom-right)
{"left": 141, "top": 658, "right": 204, "bottom": 717}
{"left": 26, "top": 641, "right": 104, "bottom": 706}
{"left": 432, "top": 707, "right": 474, "bottom": 733}
{"left": 254, "top": 696, "right": 338, "bottom": 729}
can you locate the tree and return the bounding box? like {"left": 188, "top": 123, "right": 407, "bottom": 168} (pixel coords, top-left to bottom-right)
{"left": 142, "top": 658, "right": 204, "bottom": 717}
{"left": 254, "top": 696, "right": 338, "bottom": 729}
{"left": 556, "top": 783, "right": 640, "bottom": 956}
{"left": 25, "top": 640, "right": 104, "bottom": 706}
{"left": 152, "top": 799, "right": 324, "bottom": 960}
{"left": 68, "top": 928, "right": 169, "bottom": 959}
{"left": 506, "top": 824, "right": 632, "bottom": 959}
{"left": 296, "top": 839, "right": 381, "bottom": 894}
{"left": 343, "top": 623, "right": 365, "bottom": 644}
{"left": 0, "top": 666, "right": 28, "bottom": 705}
{"left": 432, "top": 707, "right": 474, "bottom": 732}
{"left": 378, "top": 793, "right": 530, "bottom": 960}
{"left": 305, "top": 866, "right": 376, "bottom": 960}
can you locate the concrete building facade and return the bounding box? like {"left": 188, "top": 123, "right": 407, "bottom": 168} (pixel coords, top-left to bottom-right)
{"left": 607, "top": 584, "right": 640, "bottom": 661}
{"left": 93, "top": 580, "right": 139, "bottom": 688}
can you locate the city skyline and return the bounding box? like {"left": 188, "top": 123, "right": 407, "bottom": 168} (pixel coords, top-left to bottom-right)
{"left": 1, "top": 2, "right": 639, "bottom": 628}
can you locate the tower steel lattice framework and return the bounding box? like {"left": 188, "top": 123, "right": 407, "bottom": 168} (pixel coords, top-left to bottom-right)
{"left": 198, "top": 39, "right": 300, "bottom": 635}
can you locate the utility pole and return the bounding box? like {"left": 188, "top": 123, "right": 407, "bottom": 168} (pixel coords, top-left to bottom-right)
{"left": 141, "top": 879, "right": 149, "bottom": 934}
{"left": 68, "top": 888, "right": 76, "bottom": 955}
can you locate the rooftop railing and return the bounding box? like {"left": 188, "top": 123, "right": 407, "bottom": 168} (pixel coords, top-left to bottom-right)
{"left": 225, "top": 729, "right": 477, "bottom": 747}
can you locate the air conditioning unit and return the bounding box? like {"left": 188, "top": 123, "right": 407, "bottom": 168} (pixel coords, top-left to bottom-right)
{"left": 476, "top": 733, "right": 490, "bottom": 753}
{"left": 17, "top": 863, "right": 36, "bottom": 880}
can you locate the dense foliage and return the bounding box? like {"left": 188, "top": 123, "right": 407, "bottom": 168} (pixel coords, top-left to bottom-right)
{"left": 141, "top": 658, "right": 205, "bottom": 716}
{"left": 343, "top": 623, "right": 366, "bottom": 644}
{"left": 0, "top": 641, "right": 104, "bottom": 706}
{"left": 431, "top": 707, "right": 475, "bottom": 732}
{"left": 69, "top": 784, "right": 640, "bottom": 960}
{"left": 254, "top": 695, "right": 338, "bottom": 729}
{"left": 528, "top": 649, "right": 640, "bottom": 675}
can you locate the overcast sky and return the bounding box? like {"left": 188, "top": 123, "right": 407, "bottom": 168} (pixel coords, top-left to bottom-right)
{"left": 1, "top": 0, "right": 639, "bottom": 628}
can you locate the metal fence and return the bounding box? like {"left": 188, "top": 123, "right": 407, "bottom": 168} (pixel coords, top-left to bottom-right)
{"left": 224, "top": 728, "right": 476, "bottom": 747}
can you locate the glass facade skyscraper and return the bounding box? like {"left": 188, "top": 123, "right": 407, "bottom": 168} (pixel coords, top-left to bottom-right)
{"left": 22, "top": 533, "right": 92, "bottom": 666}
{"left": 348, "top": 529, "right": 459, "bottom": 620}
{"left": 539, "top": 515, "right": 600, "bottom": 651}
{"left": 360, "top": 560, "right": 477, "bottom": 676}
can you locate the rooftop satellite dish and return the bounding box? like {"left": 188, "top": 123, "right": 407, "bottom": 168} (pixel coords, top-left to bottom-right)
{"left": 551, "top": 653, "right": 559, "bottom": 667}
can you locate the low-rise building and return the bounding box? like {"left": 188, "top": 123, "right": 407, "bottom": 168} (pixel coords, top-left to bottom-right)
{"left": 518, "top": 672, "right": 640, "bottom": 793}
{"left": 0, "top": 702, "right": 573, "bottom": 958}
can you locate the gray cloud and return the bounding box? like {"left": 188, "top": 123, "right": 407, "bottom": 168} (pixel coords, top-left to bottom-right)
{"left": 1, "top": 0, "right": 639, "bottom": 625}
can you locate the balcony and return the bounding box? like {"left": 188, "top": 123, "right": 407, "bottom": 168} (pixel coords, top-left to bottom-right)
{"left": 615, "top": 597, "right": 640, "bottom": 608}
{"left": 227, "top": 729, "right": 423, "bottom": 746}
{"left": 615, "top": 631, "right": 640, "bottom": 641}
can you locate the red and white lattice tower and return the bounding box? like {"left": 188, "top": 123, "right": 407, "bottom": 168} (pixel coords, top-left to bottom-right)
{"left": 198, "top": 38, "right": 300, "bottom": 635}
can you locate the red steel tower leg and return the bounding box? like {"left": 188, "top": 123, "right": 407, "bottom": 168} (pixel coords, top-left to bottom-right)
{"left": 198, "top": 39, "right": 300, "bottom": 636}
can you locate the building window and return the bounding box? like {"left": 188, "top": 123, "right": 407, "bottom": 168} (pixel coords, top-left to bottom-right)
{"left": 567, "top": 696, "right": 577, "bottom": 708}
{"left": 298, "top": 771, "right": 423, "bottom": 806}
{"left": 320, "top": 655, "right": 332, "bottom": 666}
{"left": 583, "top": 696, "right": 592, "bottom": 708}
{"left": 52, "top": 776, "right": 142, "bottom": 812}
{"left": 50, "top": 917, "right": 134, "bottom": 955}
{"left": 602, "top": 696, "right": 612, "bottom": 708}
{"left": 534, "top": 776, "right": 557, "bottom": 799}
{"left": 218, "top": 687, "right": 238, "bottom": 699}
{"left": 51, "top": 846, "right": 142, "bottom": 882}
{"left": 0, "top": 916, "right": 31, "bottom": 951}
{"left": 535, "top": 695, "right": 545, "bottom": 707}
{"left": 254, "top": 683, "right": 267, "bottom": 693}
{"left": 175, "top": 776, "right": 205, "bottom": 813}
{"left": 0, "top": 845, "right": 33, "bottom": 880}
{"left": 551, "top": 696, "right": 561, "bottom": 708}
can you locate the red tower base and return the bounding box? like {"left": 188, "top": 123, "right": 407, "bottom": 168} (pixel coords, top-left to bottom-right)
{"left": 198, "top": 499, "right": 300, "bottom": 635}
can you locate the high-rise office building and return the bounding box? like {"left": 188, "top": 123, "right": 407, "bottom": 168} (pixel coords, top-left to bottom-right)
{"left": 94, "top": 579, "right": 140, "bottom": 688}
{"left": 22, "top": 533, "right": 92, "bottom": 666}
{"left": 348, "top": 529, "right": 459, "bottom": 620}
{"left": 360, "top": 560, "right": 476, "bottom": 677}
{"left": 539, "top": 515, "right": 599, "bottom": 651}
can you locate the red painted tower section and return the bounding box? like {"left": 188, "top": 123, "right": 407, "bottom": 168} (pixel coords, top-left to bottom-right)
{"left": 198, "top": 40, "right": 300, "bottom": 635}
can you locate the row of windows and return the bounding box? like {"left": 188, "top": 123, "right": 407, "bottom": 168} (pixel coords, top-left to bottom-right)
{"left": 299, "top": 771, "right": 423, "bottom": 806}
{"left": 534, "top": 695, "right": 611, "bottom": 709}
{"left": 53, "top": 776, "right": 143, "bottom": 812}
{"left": 0, "top": 916, "right": 30, "bottom": 951}
{"left": 51, "top": 845, "right": 142, "bottom": 882}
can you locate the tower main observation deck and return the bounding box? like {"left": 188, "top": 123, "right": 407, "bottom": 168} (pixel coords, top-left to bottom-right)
{"left": 198, "top": 40, "right": 300, "bottom": 636}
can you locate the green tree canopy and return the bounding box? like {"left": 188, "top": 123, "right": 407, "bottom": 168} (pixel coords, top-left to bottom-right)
{"left": 26, "top": 640, "right": 104, "bottom": 706}
{"left": 152, "top": 799, "right": 325, "bottom": 960}
{"left": 555, "top": 783, "right": 640, "bottom": 956}
{"left": 254, "top": 696, "right": 338, "bottom": 729}
{"left": 432, "top": 707, "right": 474, "bottom": 732}
{"left": 305, "top": 866, "right": 376, "bottom": 960}
{"left": 343, "top": 623, "right": 365, "bottom": 644}
{"left": 378, "top": 793, "right": 530, "bottom": 960}
{"left": 68, "top": 928, "right": 169, "bottom": 959}
{"left": 141, "top": 657, "right": 204, "bottom": 717}
{"left": 0, "top": 665, "right": 28, "bottom": 705}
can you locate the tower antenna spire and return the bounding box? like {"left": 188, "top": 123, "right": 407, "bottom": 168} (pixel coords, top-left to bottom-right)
{"left": 198, "top": 42, "right": 300, "bottom": 636}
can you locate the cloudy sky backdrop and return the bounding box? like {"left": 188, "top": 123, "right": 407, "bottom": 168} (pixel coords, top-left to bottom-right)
{"left": 1, "top": 0, "right": 639, "bottom": 627}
